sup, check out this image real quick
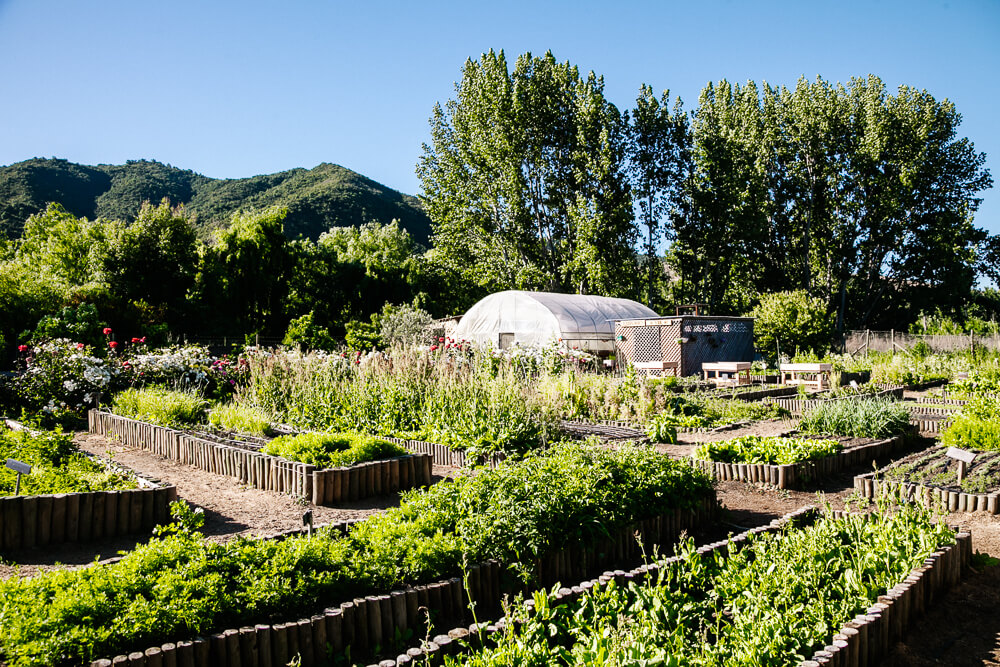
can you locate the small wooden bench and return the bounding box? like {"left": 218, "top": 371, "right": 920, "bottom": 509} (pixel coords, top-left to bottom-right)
{"left": 634, "top": 360, "right": 679, "bottom": 377}
{"left": 779, "top": 363, "right": 833, "bottom": 390}
{"left": 702, "top": 361, "right": 752, "bottom": 387}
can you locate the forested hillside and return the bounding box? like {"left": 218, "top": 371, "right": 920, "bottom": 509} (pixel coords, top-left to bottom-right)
{"left": 0, "top": 158, "right": 432, "bottom": 243}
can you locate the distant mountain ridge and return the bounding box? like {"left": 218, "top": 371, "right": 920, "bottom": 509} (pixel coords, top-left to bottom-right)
{"left": 0, "top": 158, "right": 432, "bottom": 243}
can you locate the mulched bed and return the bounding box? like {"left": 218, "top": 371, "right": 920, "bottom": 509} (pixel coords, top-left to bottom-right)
{"left": 879, "top": 444, "right": 1000, "bottom": 495}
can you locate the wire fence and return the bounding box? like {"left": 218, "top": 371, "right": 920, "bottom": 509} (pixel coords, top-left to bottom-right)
{"left": 843, "top": 330, "right": 1000, "bottom": 355}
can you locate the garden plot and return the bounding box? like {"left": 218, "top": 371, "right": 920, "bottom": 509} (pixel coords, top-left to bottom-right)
{"left": 90, "top": 410, "right": 433, "bottom": 505}
{"left": 855, "top": 445, "right": 1000, "bottom": 514}
{"left": 393, "top": 504, "right": 969, "bottom": 667}
{"left": 0, "top": 443, "right": 715, "bottom": 667}
{"left": 0, "top": 426, "right": 176, "bottom": 551}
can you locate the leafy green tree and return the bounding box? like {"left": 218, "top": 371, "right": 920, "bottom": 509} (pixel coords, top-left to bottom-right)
{"left": 99, "top": 200, "right": 198, "bottom": 328}
{"left": 418, "top": 50, "right": 637, "bottom": 297}
{"left": 196, "top": 207, "right": 291, "bottom": 335}
{"left": 750, "top": 290, "right": 833, "bottom": 359}
{"left": 16, "top": 203, "right": 106, "bottom": 288}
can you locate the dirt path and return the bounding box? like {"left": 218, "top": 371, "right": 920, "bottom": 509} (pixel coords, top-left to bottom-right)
{"left": 0, "top": 432, "right": 457, "bottom": 579}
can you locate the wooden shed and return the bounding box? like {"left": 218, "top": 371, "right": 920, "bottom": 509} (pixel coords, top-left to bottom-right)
{"left": 614, "top": 316, "right": 755, "bottom": 376}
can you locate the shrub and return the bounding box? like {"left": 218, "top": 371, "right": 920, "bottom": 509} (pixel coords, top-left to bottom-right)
{"left": 380, "top": 303, "right": 435, "bottom": 348}
{"left": 799, "top": 397, "right": 910, "bottom": 439}
{"left": 207, "top": 403, "right": 273, "bottom": 436}
{"left": 262, "top": 431, "right": 408, "bottom": 468}
{"left": 749, "top": 290, "right": 833, "bottom": 360}
{"left": 111, "top": 387, "right": 209, "bottom": 427}
{"left": 282, "top": 311, "right": 337, "bottom": 351}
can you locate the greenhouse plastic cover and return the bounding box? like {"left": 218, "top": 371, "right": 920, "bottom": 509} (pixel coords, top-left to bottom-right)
{"left": 451, "top": 290, "right": 659, "bottom": 350}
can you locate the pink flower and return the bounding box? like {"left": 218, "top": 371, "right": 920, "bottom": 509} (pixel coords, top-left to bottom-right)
{"left": 102, "top": 327, "right": 113, "bottom": 335}
{"left": 430, "top": 345, "right": 439, "bottom": 351}
{"left": 76, "top": 343, "right": 85, "bottom": 349}
{"left": 139, "top": 337, "right": 146, "bottom": 343}
{"left": 438, "top": 337, "right": 445, "bottom": 342}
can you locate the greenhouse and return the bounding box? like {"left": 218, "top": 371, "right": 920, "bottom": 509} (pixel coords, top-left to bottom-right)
{"left": 451, "top": 290, "right": 659, "bottom": 353}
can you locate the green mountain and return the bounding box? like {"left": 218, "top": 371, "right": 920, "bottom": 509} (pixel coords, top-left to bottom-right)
{"left": 0, "top": 158, "right": 432, "bottom": 243}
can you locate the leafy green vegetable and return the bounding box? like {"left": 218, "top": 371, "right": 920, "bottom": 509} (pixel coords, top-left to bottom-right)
{"left": 694, "top": 435, "right": 841, "bottom": 465}
{"left": 262, "top": 431, "right": 408, "bottom": 468}
{"left": 0, "top": 428, "right": 135, "bottom": 496}
{"left": 111, "top": 386, "right": 208, "bottom": 427}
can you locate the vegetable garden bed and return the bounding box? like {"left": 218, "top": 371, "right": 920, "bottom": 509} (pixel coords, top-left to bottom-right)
{"left": 388, "top": 505, "right": 970, "bottom": 667}
{"left": 88, "top": 410, "right": 432, "bottom": 505}
{"left": 0, "top": 444, "right": 716, "bottom": 667}
{"left": 690, "top": 434, "right": 909, "bottom": 489}
{"left": 855, "top": 448, "right": 1000, "bottom": 514}
{"left": 762, "top": 386, "right": 904, "bottom": 415}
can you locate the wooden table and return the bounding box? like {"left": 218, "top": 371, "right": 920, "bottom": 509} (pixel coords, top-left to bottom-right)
{"left": 779, "top": 363, "right": 833, "bottom": 390}
{"left": 702, "top": 361, "right": 752, "bottom": 387}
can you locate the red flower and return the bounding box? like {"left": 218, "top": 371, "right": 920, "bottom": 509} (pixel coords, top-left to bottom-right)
{"left": 108, "top": 341, "right": 118, "bottom": 349}
{"left": 102, "top": 327, "right": 113, "bottom": 335}
{"left": 17, "top": 345, "right": 28, "bottom": 352}
{"left": 76, "top": 343, "right": 85, "bottom": 349}
{"left": 430, "top": 345, "right": 439, "bottom": 351}
{"left": 438, "top": 337, "right": 445, "bottom": 342}
{"left": 131, "top": 338, "right": 140, "bottom": 343}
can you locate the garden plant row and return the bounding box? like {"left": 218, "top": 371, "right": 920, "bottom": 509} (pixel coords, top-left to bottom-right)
{"left": 88, "top": 410, "right": 432, "bottom": 504}
{"left": 0, "top": 443, "right": 716, "bottom": 667}
{"left": 394, "top": 504, "right": 969, "bottom": 667}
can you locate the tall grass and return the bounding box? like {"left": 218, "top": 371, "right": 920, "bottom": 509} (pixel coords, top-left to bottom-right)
{"left": 111, "top": 387, "right": 209, "bottom": 427}
{"left": 240, "top": 348, "right": 559, "bottom": 457}
{"left": 799, "top": 397, "right": 910, "bottom": 439}
{"left": 207, "top": 403, "right": 274, "bottom": 436}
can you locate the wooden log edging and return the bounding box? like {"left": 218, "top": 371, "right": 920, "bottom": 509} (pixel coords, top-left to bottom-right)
{"left": 90, "top": 494, "right": 718, "bottom": 667}
{"left": 0, "top": 483, "right": 177, "bottom": 551}
{"left": 311, "top": 454, "right": 432, "bottom": 505}
{"left": 691, "top": 434, "right": 909, "bottom": 489}
{"left": 90, "top": 410, "right": 431, "bottom": 504}
{"left": 909, "top": 416, "right": 953, "bottom": 434}
{"left": 382, "top": 436, "right": 505, "bottom": 469}
{"left": 390, "top": 507, "right": 971, "bottom": 667}
{"left": 854, "top": 472, "right": 1000, "bottom": 515}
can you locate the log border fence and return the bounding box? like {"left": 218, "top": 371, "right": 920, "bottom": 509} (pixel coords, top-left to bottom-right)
{"left": 854, "top": 471, "right": 1000, "bottom": 514}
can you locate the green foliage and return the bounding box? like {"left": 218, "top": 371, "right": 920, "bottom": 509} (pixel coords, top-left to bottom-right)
{"left": 111, "top": 387, "right": 209, "bottom": 427}
{"left": 0, "top": 444, "right": 712, "bottom": 666}
{"left": 343, "top": 317, "right": 381, "bottom": 351}
{"left": 28, "top": 303, "right": 106, "bottom": 348}
{"left": 442, "top": 503, "right": 953, "bottom": 666}
{"left": 645, "top": 413, "right": 678, "bottom": 443}
{"left": 418, "top": 49, "right": 638, "bottom": 297}
{"left": 882, "top": 448, "right": 1000, "bottom": 494}
{"left": 262, "top": 431, "right": 407, "bottom": 468}
{"left": 694, "top": 435, "right": 842, "bottom": 465}
{"left": 799, "top": 398, "right": 911, "bottom": 439}
{"left": 0, "top": 428, "right": 136, "bottom": 496}
{"left": 750, "top": 289, "right": 833, "bottom": 359}
{"left": 282, "top": 311, "right": 336, "bottom": 351}
{"left": 941, "top": 396, "right": 1000, "bottom": 451}
{"left": 207, "top": 403, "right": 273, "bottom": 437}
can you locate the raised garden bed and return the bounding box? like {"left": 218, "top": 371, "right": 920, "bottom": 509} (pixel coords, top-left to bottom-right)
{"left": 762, "top": 386, "right": 904, "bottom": 415}
{"left": 89, "top": 410, "right": 432, "bottom": 505}
{"left": 690, "top": 434, "right": 910, "bottom": 489}
{"left": 388, "top": 505, "right": 970, "bottom": 667}
{"left": 855, "top": 447, "right": 1000, "bottom": 514}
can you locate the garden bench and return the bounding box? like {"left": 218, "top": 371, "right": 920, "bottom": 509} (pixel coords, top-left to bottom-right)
{"left": 779, "top": 362, "right": 833, "bottom": 390}
{"left": 701, "top": 361, "right": 751, "bottom": 387}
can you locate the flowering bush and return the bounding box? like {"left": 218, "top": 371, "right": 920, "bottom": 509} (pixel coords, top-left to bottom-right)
{"left": 7, "top": 338, "right": 115, "bottom": 427}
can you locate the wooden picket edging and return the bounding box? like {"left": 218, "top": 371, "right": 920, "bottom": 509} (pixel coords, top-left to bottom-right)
{"left": 0, "top": 482, "right": 176, "bottom": 551}
{"left": 854, "top": 471, "right": 1000, "bottom": 514}
{"left": 382, "top": 436, "right": 505, "bottom": 468}
{"left": 89, "top": 493, "right": 718, "bottom": 667}
{"left": 909, "top": 415, "right": 953, "bottom": 434}
{"left": 762, "top": 386, "right": 905, "bottom": 415}
{"left": 690, "top": 434, "right": 909, "bottom": 489}
{"left": 386, "top": 506, "right": 972, "bottom": 667}
{"left": 89, "top": 411, "right": 434, "bottom": 504}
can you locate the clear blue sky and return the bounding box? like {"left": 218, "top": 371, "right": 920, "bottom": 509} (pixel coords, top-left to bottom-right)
{"left": 1, "top": 0, "right": 997, "bottom": 235}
